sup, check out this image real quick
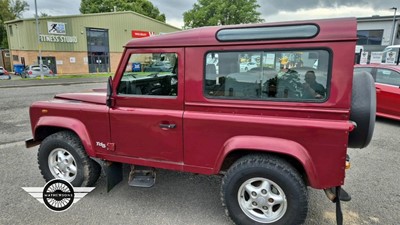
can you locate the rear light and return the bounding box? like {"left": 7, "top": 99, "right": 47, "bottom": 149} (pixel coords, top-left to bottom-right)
{"left": 49, "top": 70, "right": 53, "bottom": 74}
{"left": 28, "top": 71, "right": 32, "bottom": 75}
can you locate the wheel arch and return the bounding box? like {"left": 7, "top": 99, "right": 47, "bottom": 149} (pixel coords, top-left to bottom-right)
{"left": 214, "top": 136, "right": 319, "bottom": 187}
{"left": 34, "top": 116, "right": 95, "bottom": 157}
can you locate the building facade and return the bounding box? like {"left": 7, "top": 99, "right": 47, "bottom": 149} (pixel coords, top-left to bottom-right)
{"left": 5, "top": 12, "right": 180, "bottom": 74}
{"left": 357, "top": 15, "right": 400, "bottom": 52}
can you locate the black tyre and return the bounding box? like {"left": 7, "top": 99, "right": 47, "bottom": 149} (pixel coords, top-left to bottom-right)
{"left": 348, "top": 71, "right": 376, "bottom": 148}
{"left": 38, "top": 131, "right": 101, "bottom": 187}
{"left": 221, "top": 154, "right": 308, "bottom": 225}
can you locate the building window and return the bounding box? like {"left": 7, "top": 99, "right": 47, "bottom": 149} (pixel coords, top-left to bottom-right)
{"left": 204, "top": 49, "right": 330, "bottom": 102}
{"left": 357, "top": 30, "right": 383, "bottom": 45}
{"left": 9, "top": 25, "right": 13, "bottom": 36}
{"left": 12, "top": 55, "right": 19, "bottom": 61}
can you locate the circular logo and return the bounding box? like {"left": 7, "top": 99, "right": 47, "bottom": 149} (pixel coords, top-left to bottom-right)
{"left": 42, "top": 179, "right": 75, "bottom": 212}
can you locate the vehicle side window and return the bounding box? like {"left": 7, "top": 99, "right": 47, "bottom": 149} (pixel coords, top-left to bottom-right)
{"left": 117, "top": 52, "right": 178, "bottom": 97}
{"left": 376, "top": 69, "right": 400, "bottom": 86}
{"left": 204, "top": 49, "right": 330, "bottom": 101}
{"left": 354, "top": 67, "right": 373, "bottom": 74}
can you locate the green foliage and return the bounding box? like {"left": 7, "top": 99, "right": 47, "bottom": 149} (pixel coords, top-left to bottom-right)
{"left": 0, "top": 0, "right": 29, "bottom": 48}
{"left": 183, "top": 0, "right": 264, "bottom": 28}
{"left": 10, "top": 0, "right": 29, "bottom": 18}
{"left": 80, "top": 0, "right": 166, "bottom": 22}
{"left": 40, "top": 12, "right": 50, "bottom": 17}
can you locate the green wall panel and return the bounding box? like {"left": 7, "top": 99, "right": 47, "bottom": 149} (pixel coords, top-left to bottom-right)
{"left": 6, "top": 12, "right": 180, "bottom": 53}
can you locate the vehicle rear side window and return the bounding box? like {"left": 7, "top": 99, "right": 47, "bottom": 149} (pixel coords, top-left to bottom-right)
{"left": 376, "top": 68, "right": 400, "bottom": 86}
{"left": 117, "top": 52, "right": 178, "bottom": 97}
{"left": 204, "top": 49, "right": 330, "bottom": 102}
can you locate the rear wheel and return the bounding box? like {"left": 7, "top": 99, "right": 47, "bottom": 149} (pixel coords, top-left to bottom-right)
{"left": 221, "top": 154, "right": 308, "bottom": 225}
{"left": 38, "top": 131, "right": 101, "bottom": 187}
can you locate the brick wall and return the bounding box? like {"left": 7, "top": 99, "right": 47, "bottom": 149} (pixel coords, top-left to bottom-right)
{"left": 10, "top": 50, "right": 123, "bottom": 75}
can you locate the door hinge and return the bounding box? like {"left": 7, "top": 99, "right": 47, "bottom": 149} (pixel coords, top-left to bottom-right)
{"left": 107, "top": 143, "right": 116, "bottom": 151}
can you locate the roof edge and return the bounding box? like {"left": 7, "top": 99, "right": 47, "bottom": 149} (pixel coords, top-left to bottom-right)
{"left": 4, "top": 11, "right": 180, "bottom": 30}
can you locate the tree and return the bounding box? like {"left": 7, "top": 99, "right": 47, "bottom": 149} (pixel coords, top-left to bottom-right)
{"left": 10, "top": 0, "right": 29, "bottom": 18}
{"left": 40, "top": 12, "right": 50, "bottom": 17}
{"left": 0, "top": 0, "right": 29, "bottom": 48}
{"left": 183, "top": 0, "right": 264, "bottom": 29}
{"left": 80, "top": 0, "right": 166, "bottom": 22}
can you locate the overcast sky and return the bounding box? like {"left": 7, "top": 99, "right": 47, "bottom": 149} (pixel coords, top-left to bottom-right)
{"left": 23, "top": 0, "right": 399, "bottom": 28}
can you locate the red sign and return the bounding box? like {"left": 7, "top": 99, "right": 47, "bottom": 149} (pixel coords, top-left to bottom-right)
{"left": 132, "top": 30, "right": 151, "bottom": 38}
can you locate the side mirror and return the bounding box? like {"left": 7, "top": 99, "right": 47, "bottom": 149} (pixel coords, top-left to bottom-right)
{"left": 106, "top": 76, "right": 114, "bottom": 108}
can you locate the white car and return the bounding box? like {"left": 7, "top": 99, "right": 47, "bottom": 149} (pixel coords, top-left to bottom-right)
{"left": 240, "top": 62, "right": 258, "bottom": 72}
{"left": 21, "top": 65, "right": 55, "bottom": 78}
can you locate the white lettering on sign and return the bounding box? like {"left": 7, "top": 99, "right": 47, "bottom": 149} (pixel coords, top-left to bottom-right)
{"left": 39, "top": 35, "right": 78, "bottom": 43}
{"left": 96, "top": 142, "right": 106, "bottom": 149}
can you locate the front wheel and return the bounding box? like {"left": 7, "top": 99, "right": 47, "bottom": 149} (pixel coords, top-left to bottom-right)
{"left": 221, "top": 154, "right": 308, "bottom": 225}
{"left": 37, "top": 131, "right": 101, "bottom": 187}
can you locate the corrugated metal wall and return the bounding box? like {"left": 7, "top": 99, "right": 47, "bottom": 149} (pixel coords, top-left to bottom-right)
{"left": 7, "top": 12, "right": 180, "bottom": 52}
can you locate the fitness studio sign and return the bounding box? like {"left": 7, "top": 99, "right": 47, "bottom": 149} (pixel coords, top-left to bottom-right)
{"left": 40, "top": 21, "right": 78, "bottom": 43}
{"left": 40, "top": 35, "right": 78, "bottom": 43}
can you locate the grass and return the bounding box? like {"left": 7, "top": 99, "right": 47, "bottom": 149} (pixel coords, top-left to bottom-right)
{"left": 57, "top": 73, "right": 113, "bottom": 79}
{"left": 12, "top": 73, "right": 113, "bottom": 80}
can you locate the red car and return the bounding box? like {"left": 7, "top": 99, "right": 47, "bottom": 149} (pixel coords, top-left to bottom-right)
{"left": 26, "top": 18, "right": 376, "bottom": 224}
{"left": 355, "top": 64, "right": 400, "bottom": 120}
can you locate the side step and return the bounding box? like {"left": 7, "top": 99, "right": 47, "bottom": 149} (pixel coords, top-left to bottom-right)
{"left": 128, "top": 165, "right": 156, "bottom": 188}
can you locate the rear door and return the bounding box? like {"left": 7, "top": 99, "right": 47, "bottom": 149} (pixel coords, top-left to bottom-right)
{"left": 375, "top": 68, "right": 400, "bottom": 118}
{"left": 110, "top": 48, "right": 184, "bottom": 163}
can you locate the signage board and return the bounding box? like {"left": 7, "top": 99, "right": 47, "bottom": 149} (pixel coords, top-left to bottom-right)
{"left": 48, "top": 22, "right": 66, "bottom": 35}
{"left": 132, "top": 30, "right": 155, "bottom": 38}
{"left": 385, "top": 51, "right": 397, "bottom": 64}
{"left": 360, "top": 51, "right": 369, "bottom": 64}
{"left": 370, "top": 52, "right": 383, "bottom": 64}
{"left": 39, "top": 35, "right": 77, "bottom": 43}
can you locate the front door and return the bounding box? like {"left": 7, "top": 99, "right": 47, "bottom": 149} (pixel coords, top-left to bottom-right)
{"left": 38, "top": 56, "right": 57, "bottom": 74}
{"left": 110, "top": 48, "right": 183, "bottom": 163}
{"left": 86, "top": 28, "right": 110, "bottom": 73}
{"left": 375, "top": 68, "right": 400, "bottom": 118}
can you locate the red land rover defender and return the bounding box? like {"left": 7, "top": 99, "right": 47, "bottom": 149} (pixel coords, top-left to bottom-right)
{"left": 26, "top": 18, "right": 376, "bottom": 225}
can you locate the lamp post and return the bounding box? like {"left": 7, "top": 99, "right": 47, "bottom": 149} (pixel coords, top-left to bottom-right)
{"left": 390, "top": 7, "right": 397, "bottom": 46}
{"left": 34, "top": 0, "right": 43, "bottom": 80}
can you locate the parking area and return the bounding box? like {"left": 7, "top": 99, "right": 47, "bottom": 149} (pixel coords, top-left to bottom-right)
{"left": 0, "top": 82, "right": 399, "bottom": 225}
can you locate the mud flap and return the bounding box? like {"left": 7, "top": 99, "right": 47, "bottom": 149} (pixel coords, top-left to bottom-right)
{"left": 324, "top": 186, "right": 350, "bottom": 225}
{"left": 105, "top": 162, "right": 123, "bottom": 192}
{"left": 91, "top": 158, "right": 123, "bottom": 192}
{"left": 335, "top": 186, "right": 343, "bottom": 225}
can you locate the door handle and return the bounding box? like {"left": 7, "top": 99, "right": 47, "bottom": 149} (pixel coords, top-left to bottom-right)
{"left": 159, "top": 123, "right": 176, "bottom": 129}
